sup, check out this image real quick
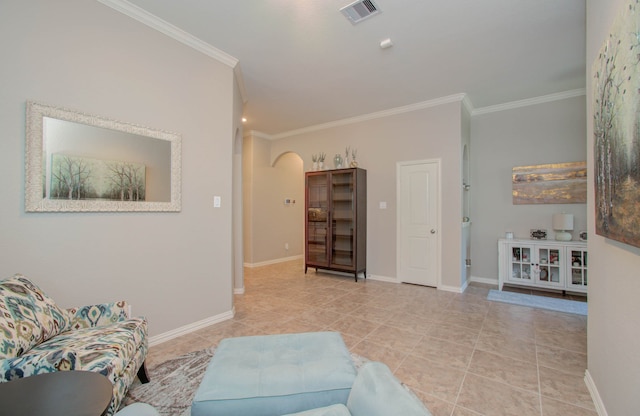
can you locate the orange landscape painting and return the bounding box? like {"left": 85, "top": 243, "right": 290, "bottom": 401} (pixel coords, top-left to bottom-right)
{"left": 512, "top": 162, "right": 587, "bottom": 205}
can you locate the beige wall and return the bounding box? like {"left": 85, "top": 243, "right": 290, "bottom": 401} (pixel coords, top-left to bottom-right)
{"left": 243, "top": 135, "right": 304, "bottom": 266}
{"left": 232, "top": 77, "right": 245, "bottom": 293}
{"left": 0, "top": 0, "right": 239, "bottom": 337}
{"left": 250, "top": 95, "right": 587, "bottom": 291}
{"left": 269, "top": 100, "right": 464, "bottom": 290}
{"left": 261, "top": 96, "right": 585, "bottom": 291}
{"left": 470, "top": 96, "right": 588, "bottom": 283}
{"left": 460, "top": 104, "right": 471, "bottom": 285}
{"left": 243, "top": 136, "right": 255, "bottom": 264}
{"left": 586, "top": 0, "right": 640, "bottom": 414}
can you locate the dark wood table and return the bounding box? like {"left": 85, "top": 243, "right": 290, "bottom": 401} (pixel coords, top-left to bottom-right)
{"left": 0, "top": 370, "right": 112, "bottom": 416}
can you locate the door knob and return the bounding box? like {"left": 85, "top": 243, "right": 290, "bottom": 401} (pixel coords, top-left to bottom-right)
{"left": 431, "top": 229, "right": 436, "bottom": 234}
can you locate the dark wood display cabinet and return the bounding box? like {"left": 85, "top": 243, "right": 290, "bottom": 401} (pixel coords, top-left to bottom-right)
{"left": 305, "top": 168, "right": 367, "bottom": 281}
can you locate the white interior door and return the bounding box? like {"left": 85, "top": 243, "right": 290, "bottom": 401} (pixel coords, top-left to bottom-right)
{"left": 397, "top": 160, "right": 440, "bottom": 287}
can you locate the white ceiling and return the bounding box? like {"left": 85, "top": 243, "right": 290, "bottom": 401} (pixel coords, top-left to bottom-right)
{"left": 119, "top": 0, "right": 586, "bottom": 136}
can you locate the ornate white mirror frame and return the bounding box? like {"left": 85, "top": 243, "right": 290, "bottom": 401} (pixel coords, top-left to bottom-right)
{"left": 25, "top": 101, "right": 182, "bottom": 212}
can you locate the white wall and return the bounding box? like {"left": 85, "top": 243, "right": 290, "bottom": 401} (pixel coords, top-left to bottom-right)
{"left": 470, "top": 96, "right": 588, "bottom": 283}
{"left": 269, "top": 100, "right": 464, "bottom": 290}
{"left": 586, "top": 1, "right": 640, "bottom": 414}
{"left": 0, "top": 0, "right": 239, "bottom": 337}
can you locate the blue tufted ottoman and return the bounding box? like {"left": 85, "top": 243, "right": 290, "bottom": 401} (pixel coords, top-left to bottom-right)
{"left": 191, "top": 332, "right": 357, "bottom": 416}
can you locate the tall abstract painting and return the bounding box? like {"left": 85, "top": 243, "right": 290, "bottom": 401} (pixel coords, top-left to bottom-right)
{"left": 593, "top": 1, "right": 640, "bottom": 248}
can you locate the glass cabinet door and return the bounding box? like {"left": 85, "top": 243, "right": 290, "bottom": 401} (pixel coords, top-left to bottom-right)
{"left": 499, "top": 239, "right": 587, "bottom": 294}
{"left": 509, "top": 244, "right": 533, "bottom": 283}
{"left": 306, "top": 174, "right": 329, "bottom": 265}
{"left": 330, "top": 171, "right": 355, "bottom": 268}
{"left": 536, "top": 246, "right": 563, "bottom": 287}
{"left": 567, "top": 248, "right": 588, "bottom": 290}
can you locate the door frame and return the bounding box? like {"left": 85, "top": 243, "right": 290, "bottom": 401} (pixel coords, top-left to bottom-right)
{"left": 396, "top": 159, "right": 442, "bottom": 288}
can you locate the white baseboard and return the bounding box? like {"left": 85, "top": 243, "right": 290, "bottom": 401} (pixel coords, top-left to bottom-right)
{"left": 244, "top": 255, "right": 303, "bottom": 268}
{"left": 470, "top": 275, "right": 499, "bottom": 286}
{"left": 440, "top": 283, "right": 465, "bottom": 294}
{"left": 438, "top": 278, "right": 469, "bottom": 294}
{"left": 367, "top": 274, "right": 399, "bottom": 283}
{"left": 148, "top": 308, "right": 235, "bottom": 347}
{"left": 233, "top": 287, "right": 245, "bottom": 294}
{"left": 309, "top": 266, "right": 390, "bottom": 283}
{"left": 375, "top": 275, "right": 466, "bottom": 291}
{"left": 585, "top": 370, "right": 608, "bottom": 416}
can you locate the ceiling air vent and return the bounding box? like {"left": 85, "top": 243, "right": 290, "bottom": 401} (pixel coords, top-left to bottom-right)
{"left": 340, "top": 0, "right": 381, "bottom": 25}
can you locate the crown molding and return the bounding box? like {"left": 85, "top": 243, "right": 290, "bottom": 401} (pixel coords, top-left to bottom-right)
{"left": 97, "top": 0, "right": 240, "bottom": 69}
{"left": 98, "top": 0, "right": 248, "bottom": 104}
{"left": 272, "top": 93, "right": 467, "bottom": 140}
{"left": 247, "top": 88, "right": 585, "bottom": 140}
{"left": 244, "top": 130, "right": 272, "bottom": 140}
{"left": 472, "top": 89, "right": 586, "bottom": 116}
{"left": 461, "top": 94, "right": 474, "bottom": 116}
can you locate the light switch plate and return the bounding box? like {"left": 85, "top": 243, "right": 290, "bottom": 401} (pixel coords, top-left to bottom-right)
{"left": 214, "top": 196, "right": 221, "bottom": 208}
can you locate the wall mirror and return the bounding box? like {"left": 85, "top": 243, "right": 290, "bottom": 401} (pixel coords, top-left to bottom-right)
{"left": 25, "top": 101, "right": 181, "bottom": 212}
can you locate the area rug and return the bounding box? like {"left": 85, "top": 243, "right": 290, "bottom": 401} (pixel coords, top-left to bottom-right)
{"left": 122, "top": 348, "right": 373, "bottom": 416}
{"left": 487, "top": 289, "right": 588, "bottom": 315}
{"left": 122, "top": 348, "right": 216, "bottom": 416}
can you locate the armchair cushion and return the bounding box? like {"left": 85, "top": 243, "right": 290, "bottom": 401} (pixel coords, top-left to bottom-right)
{"left": 67, "top": 301, "right": 129, "bottom": 330}
{"left": 26, "top": 317, "right": 147, "bottom": 381}
{"left": 0, "top": 275, "right": 70, "bottom": 358}
{"left": 282, "top": 362, "right": 431, "bottom": 416}
{"left": 281, "top": 404, "right": 351, "bottom": 416}
{"left": 0, "top": 348, "right": 78, "bottom": 381}
{"left": 346, "top": 362, "right": 431, "bottom": 416}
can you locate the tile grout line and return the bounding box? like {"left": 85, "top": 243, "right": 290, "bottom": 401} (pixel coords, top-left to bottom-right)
{"left": 535, "top": 322, "right": 544, "bottom": 416}
{"left": 448, "top": 296, "right": 490, "bottom": 415}
{"left": 148, "top": 262, "right": 593, "bottom": 415}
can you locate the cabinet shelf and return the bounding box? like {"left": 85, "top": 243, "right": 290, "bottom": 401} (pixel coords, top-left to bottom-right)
{"left": 333, "top": 248, "right": 353, "bottom": 254}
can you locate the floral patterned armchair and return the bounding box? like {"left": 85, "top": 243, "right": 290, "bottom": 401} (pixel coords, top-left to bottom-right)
{"left": 0, "top": 275, "right": 149, "bottom": 416}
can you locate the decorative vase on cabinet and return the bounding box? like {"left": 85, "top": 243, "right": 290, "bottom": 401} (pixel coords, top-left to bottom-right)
{"left": 305, "top": 168, "right": 367, "bottom": 281}
{"left": 333, "top": 154, "right": 343, "bottom": 169}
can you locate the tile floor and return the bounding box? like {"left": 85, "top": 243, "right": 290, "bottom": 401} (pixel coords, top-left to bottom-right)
{"left": 147, "top": 260, "right": 595, "bottom": 416}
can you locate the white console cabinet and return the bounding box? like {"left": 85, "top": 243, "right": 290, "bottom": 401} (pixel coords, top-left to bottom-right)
{"left": 498, "top": 238, "right": 587, "bottom": 293}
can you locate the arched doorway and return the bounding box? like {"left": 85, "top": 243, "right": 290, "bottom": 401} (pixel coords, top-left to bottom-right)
{"left": 242, "top": 139, "right": 305, "bottom": 268}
